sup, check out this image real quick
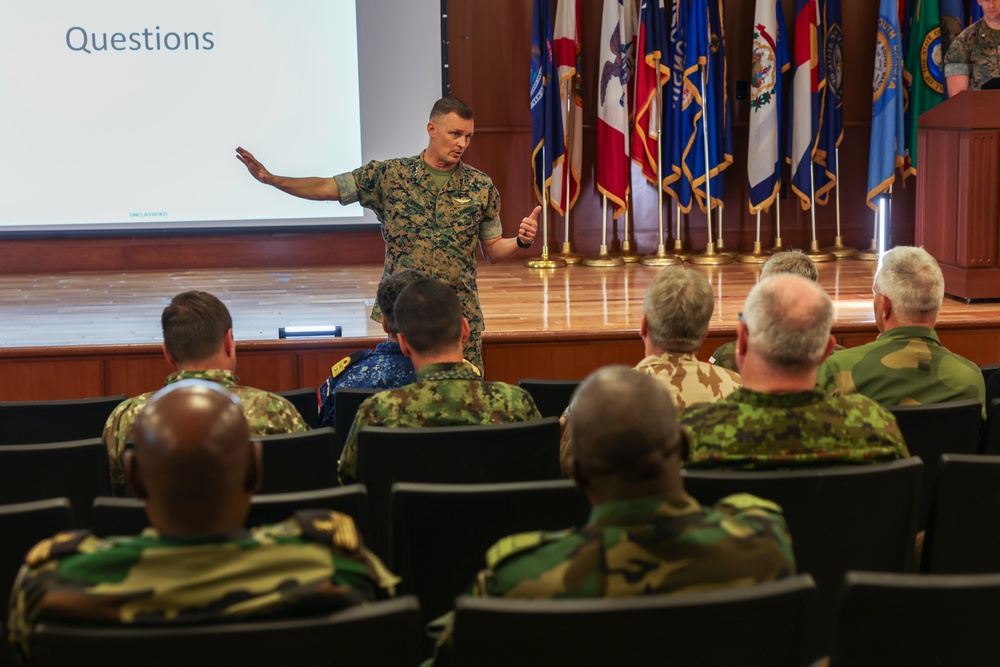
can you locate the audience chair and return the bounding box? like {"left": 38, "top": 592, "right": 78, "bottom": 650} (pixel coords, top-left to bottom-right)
{"left": 887, "top": 398, "right": 983, "bottom": 518}
{"left": 0, "top": 439, "right": 110, "bottom": 528}
{"left": 390, "top": 480, "right": 590, "bottom": 629}
{"left": 30, "top": 595, "right": 424, "bottom": 667}
{"left": 257, "top": 427, "right": 338, "bottom": 494}
{"left": 0, "top": 498, "right": 74, "bottom": 667}
{"left": 986, "top": 398, "right": 1000, "bottom": 455}
{"left": 922, "top": 454, "right": 1000, "bottom": 573}
{"left": 683, "top": 457, "right": 922, "bottom": 658}
{"left": 92, "top": 485, "right": 370, "bottom": 538}
{"left": 450, "top": 574, "right": 817, "bottom": 667}
{"left": 333, "top": 387, "right": 380, "bottom": 457}
{"left": 356, "top": 418, "right": 562, "bottom": 556}
{"left": 275, "top": 387, "right": 319, "bottom": 429}
{"left": 980, "top": 363, "right": 1000, "bottom": 394}
{"left": 0, "top": 395, "right": 126, "bottom": 445}
{"left": 516, "top": 379, "right": 580, "bottom": 418}
{"left": 830, "top": 571, "right": 1000, "bottom": 667}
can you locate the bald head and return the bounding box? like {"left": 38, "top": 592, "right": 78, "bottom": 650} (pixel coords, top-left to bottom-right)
{"left": 569, "top": 367, "right": 684, "bottom": 498}
{"left": 742, "top": 274, "right": 833, "bottom": 372}
{"left": 128, "top": 380, "right": 258, "bottom": 535}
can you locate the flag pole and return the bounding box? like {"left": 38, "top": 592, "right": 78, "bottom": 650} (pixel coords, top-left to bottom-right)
{"left": 806, "top": 163, "right": 835, "bottom": 261}
{"left": 554, "top": 79, "right": 584, "bottom": 265}
{"left": 584, "top": 195, "right": 626, "bottom": 267}
{"left": 643, "top": 54, "right": 681, "bottom": 267}
{"left": 526, "top": 143, "right": 567, "bottom": 269}
{"left": 855, "top": 198, "right": 880, "bottom": 261}
{"left": 739, "top": 208, "right": 769, "bottom": 263}
{"left": 616, "top": 207, "right": 642, "bottom": 262}
{"left": 822, "top": 146, "right": 856, "bottom": 258}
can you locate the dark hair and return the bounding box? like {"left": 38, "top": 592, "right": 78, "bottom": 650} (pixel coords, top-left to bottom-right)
{"left": 161, "top": 291, "right": 232, "bottom": 364}
{"left": 393, "top": 278, "right": 463, "bottom": 355}
{"left": 376, "top": 269, "right": 425, "bottom": 335}
{"left": 429, "top": 97, "right": 474, "bottom": 121}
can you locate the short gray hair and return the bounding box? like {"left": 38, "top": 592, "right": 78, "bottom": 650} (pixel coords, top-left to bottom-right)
{"left": 873, "top": 246, "right": 944, "bottom": 318}
{"left": 760, "top": 250, "right": 819, "bottom": 282}
{"left": 742, "top": 274, "right": 833, "bottom": 371}
{"left": 643, "top": 268, "right": 714, "bottom": 353}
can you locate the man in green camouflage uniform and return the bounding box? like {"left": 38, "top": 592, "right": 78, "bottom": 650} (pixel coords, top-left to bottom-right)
{"left": 10, "top": 380, "right": 396, "bottom": 661}
{"left": 944, "top": 1, "right": 1000, "bottom": 95}
{"left": 103, "top": 291, "right": 308, "bottom": 493}
{"left": 817, "top": 246, "right": 985, "bottom": 418}
{"left": 425, "top": 367, "right": 795, "bottom": 664}
{"left": 236, "top": 98, "right": 542, "bottom": 375}
{"left": 685, "top": 274, "right": 909, "bottom": 469}
{"left": 338, "top": 278, "right": 541, "bottom": 485}
{"left": 559, "top": 267, "right": 741, "bottom": 474}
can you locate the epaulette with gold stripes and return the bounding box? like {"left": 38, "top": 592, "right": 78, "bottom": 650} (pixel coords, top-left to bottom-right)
{"left": 485, "top": 530, "right": 565, "bottom": 569}
{"left": 330, "top": 351, "right": 368, "bottom": 380}
{"left": 25, "top": 530, "right": 93, "bottom": 567}
{"left": 295, "top": 509, "right": 362, "bottom": 553}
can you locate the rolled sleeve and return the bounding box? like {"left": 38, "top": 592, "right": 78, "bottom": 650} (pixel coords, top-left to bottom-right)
{"left": 334, "top": 171, "right": 360, "bottom": 206}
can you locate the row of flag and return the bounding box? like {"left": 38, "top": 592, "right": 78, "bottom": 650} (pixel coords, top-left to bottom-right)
{"left": 530, "top": 0, "right": 984, "bottom": 227}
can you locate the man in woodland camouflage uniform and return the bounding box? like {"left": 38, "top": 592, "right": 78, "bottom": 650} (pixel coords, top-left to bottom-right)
{"left": 817, "top": 246, "right": 984, "bottom": 418}
{"left": 944, "top": 0, "right": 1000, "bottom": 95}
{"left": 559, "top": 267, "right": 741, "bottom": 474}
{"left": 237, "top": 97, "right": 542, "bottom": 374}
{"left": 684, "top": 275, "right": 910, "bottom": 469}
{"left": 337, "top": 278, "right": 540, "bottom": 485}
{"left": 426, "top": 366, "right": 795, "bottom": 664}
{"left": 317, "top": 269, "right": 423, "bottom": 427}
{"left": 103, "top": 291, "right": 307, "bottom": 494}
{"left": 10, "top": 380, "right": 396, "bottom": 662}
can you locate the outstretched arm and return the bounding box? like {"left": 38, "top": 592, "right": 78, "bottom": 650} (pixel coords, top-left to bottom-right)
{"left": 236, "top": 147, "right": 342, "bottom": 201}
{"left": 480, "top": 206, "right": 540, "bottom": 264}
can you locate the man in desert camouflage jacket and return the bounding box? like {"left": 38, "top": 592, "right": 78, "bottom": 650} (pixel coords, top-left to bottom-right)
{"left": 103, "top": 291, "right": 308, "bottom": 494}
{"left": 237, "top": 97, "right": 542, "bottom": 375}
{"left": 684, "top": 274, "right": 910, "bottom": 469}
{"left": 10, "top": 380, "right": 396, "bottom": 662}
{"left": 817, "top": 246, "right": 985, "bottom": 419}
{"left": 338, "top": 277, "right": 540, "bottom": 485}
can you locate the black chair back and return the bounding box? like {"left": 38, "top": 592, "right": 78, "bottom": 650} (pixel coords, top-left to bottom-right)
{"left": 356, "top": 418, "right": 562, "bottom": 556}
{"left": 0, "top": 395, "right": 126, "bottom": 445}
{"left": 887, "top": 399, "right": 983, "bottom": 518}
{"left": 922, "top": 454, "right": 1000, "bottom": 573}
{"left": 333, "top": 387, "right": 380, "bottom": 458}
{"left": 683, "top": 457, "right": 923, "bottom": 658}
{"left": 275, "top": 388, "right": 319, "bottom": 429}
{"left": 0, "top": 439, "right": 110, "bottom": 528}
{"left": 390, "top": 480, "right": 589, "bottom": 629}
{"left": 831, "top": 571, "right": 1000, "bottom": 667}
{"left": 31, "top": 596, "right": 423, "bottom": 667}
{"left": 516, "top": 379, "right": 580, "bottom": 418}
{"left": 450, "top": 575, "right": 817, "bottom": 667}
{"left": 257, "top": 427, "right": 338, "bottom": 494}
{"left": 985, "top": 397, "right": 1000, "bottom": 455}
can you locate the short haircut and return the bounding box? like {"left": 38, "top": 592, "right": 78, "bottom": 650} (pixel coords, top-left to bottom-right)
{"left": 376, "top": 269, "right": 426, "bottom": 335}
{"left": 393, "top": 278, "right": 463, "bottom": 356}
{"left": 742, "top": 274, "right": 833, "bottom": 372}
{"left": 873, "top": 246, "right": 944, "bottom": 318}
{"left": 643, "top": 268, "right": 714, "bottom": 353}
{"left": 161, "top": 291, "right": 232, "bottom": 364}
{"left": 429, "top": 97, "right": 474, "bottom": 121}
{"left": 760, "top": 250, "right": 819, "bottom": 282}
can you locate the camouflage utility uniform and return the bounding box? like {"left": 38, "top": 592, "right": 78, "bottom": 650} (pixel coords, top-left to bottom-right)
{"left": 318, "top": 341, "right": 415, "bottom": 428}
{"left": 103, "top": 369, "right": 308, "bottom": 493}
{"left": 710, "top": 340, "right": 845, "bottom": 372}
{"left": 944, "top": 19, "right": 1000, "bottom": 90}
{"left": 338, "top": 361, "right": 541, "bottom": 484}
{"left": 334, "top": 153, "right": 503, "bottom": 374}
{"left": 559, "top": 352, "right": 742, "bottom": 475}
{"left": 683, "top": 387, "right": 910, "bottom": 469}
{"left": 816, "top": 326, "right": 986, "bottom": 418}
{"left": 8, "top": 511, "right": 398, "bottom": 661}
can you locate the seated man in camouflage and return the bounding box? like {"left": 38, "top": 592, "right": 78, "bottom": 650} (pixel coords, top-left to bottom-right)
{"left": 318, "top": 269, "right": 424, "bottom": 428}
{"left": 684, "top": 274, "right": 910, "bottom": 469}
{"left": 103, "top": 290, "right": 308, "bottom": 494}
{"left": 338, "top": 277, "right": 540, "bottom": 485}
{"left": 559, "top": 267, "right": 742, "bottom": 474}
{"left": 428, "top": 366, "right": 795, "bottom": 664}
{"left": 9, "top": 380, "right": 396, "bottom": 661}
{"left": 817, "top": 245, "right": 985, "bottom": 418}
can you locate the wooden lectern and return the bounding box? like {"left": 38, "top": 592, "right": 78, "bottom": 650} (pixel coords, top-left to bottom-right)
{"left": 915, "top": 90, "right": 1000, "bottom": 301}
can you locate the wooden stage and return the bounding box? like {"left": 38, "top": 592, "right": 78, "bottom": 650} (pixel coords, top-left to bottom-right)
{"left": 3, "top": 259, "right": 1000, "bottom": 402}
